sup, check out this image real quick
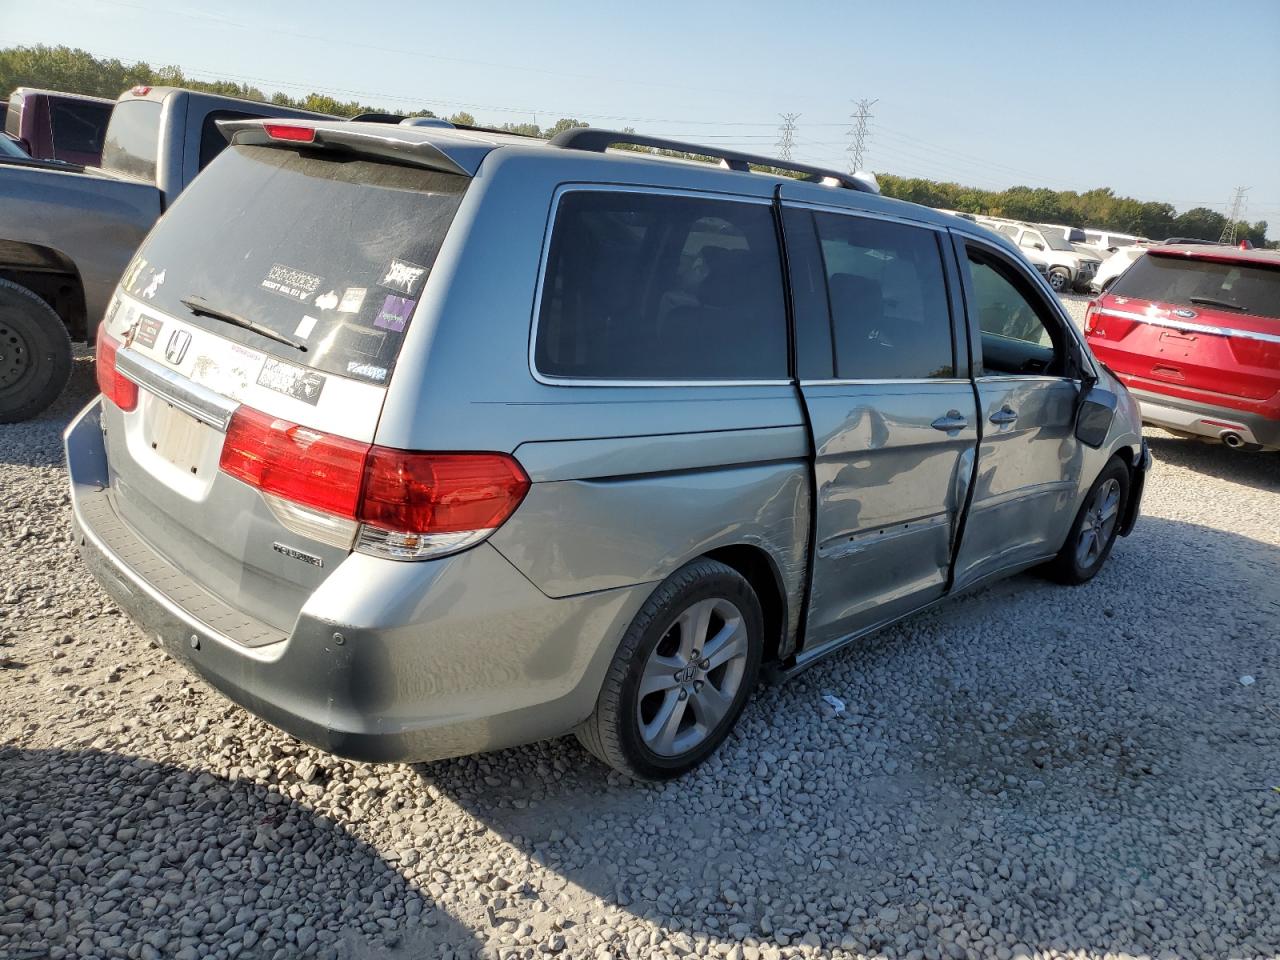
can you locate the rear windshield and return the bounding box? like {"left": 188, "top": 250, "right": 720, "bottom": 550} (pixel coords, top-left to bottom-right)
{"left": 102, "top": 99, "right": 162, "bottom": 182}
{"left": 124, "top": 143, "right": 466, "bottom": 384}
{"left": 1110, "top": 254, "right": 1280, "bottom": 322}
{"left": 51, "top": 100, "right": 111, "bottom": 158}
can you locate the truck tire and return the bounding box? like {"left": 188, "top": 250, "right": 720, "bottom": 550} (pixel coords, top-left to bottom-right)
{"left": 576, "top": 558, "right": 763, "bottom": 781}
{"left": 0, "top": 278, "right": 73, "bottom": 423}
{"left": 1047, "top": 267, "right": 1070, "bottom": 293}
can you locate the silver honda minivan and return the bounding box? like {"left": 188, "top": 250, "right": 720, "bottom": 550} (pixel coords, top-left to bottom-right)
{"left": 66, "top": 119, "right": 1150, "bottom": 780}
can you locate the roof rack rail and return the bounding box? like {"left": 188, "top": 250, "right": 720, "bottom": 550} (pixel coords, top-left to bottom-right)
{"left": 547, "top": 128, "right": 879, "bottom": 193}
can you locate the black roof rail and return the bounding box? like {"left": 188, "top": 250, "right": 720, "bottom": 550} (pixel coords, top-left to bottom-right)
{"left": 547, "top": 127, "right": 879, "bottom": 193}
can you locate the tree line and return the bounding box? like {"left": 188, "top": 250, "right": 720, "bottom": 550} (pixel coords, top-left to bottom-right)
{"left": 2, "top": 45, "right": 1268, "bottom": 246}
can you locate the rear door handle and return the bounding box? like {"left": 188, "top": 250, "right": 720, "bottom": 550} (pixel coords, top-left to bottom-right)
{"left": 931, "top": 410, "right": 968, "bottom": 432}
{"left": 989, "top": 406, "right": 1018, "bottom": 425}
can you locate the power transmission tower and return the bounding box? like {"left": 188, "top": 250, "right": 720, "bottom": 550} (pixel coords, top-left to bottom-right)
{"left": 847, "top": 98, "right": 878, "bottom": 173}
{"left": 1219, "top": 186, "right": 1250, "bottom": 244}
{"left": 776, "top": 113, "right": 799, "bottom": 161}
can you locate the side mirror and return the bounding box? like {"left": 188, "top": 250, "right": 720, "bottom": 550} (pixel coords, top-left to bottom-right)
{"left": 1075, "top": 378, "right": 1116, "bottom": 448}
{"left": 1033, "top": 242, "right": 1045, "bottom": 251}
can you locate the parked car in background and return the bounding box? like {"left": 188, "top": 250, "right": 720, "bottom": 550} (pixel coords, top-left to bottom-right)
{"left": 0, "top": 85, "right": 332, "bottom": 422}
{"left": 4, "top": 88, "right": 114, "bottom": 165}
{"left": 0, "top": 130, "right": 30, "bottom": 159}
{"left": 1082, "top": 229, "right": 1148, "bottom": 253}
{"left": 1039, "top": 223, "right": 1088, "bottom": 245}
{"left": 1090, "top": 245, "right": 1148, "bottom": 293}
{"left": 986, "top": 221, "right": 1101, "bottom": 293}
{"left": 67, "top": 121, "right": 1148, "bottom": 780}
{"left": 1085, "top": 244, "right": 1280, "bottom": 451}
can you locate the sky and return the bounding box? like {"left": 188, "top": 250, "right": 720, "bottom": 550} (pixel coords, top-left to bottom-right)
{"left": 6, "top": 0, "right": 1280, "bottom": 232}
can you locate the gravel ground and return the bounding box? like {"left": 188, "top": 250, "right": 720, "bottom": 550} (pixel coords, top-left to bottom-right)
{"left": 2, "top": 329, "right": 1279, "bottom": 960}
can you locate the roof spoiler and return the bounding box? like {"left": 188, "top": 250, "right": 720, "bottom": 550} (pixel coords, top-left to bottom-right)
{"left": 217, "top": 119, "right": 491, "bottom": 177}
{"left": 548, "top": 127, "right": 880, "bottom": 194}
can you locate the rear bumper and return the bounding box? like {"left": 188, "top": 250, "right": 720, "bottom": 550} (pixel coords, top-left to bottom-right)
{"left": 65, "top": 399, "right": 649, "bottom": 763}
{"left": 1132, "top": 390, "right": 1280, "bottom": 449}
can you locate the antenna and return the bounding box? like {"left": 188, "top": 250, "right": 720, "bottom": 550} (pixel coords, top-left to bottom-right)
{"left": 847, "top": 98, "right": 878, "bottom": 173}
{"left": 776, "top": 112, "right": 799, "bottom": 162}
{"left": 1219, "top": 186, "right": 1250, "bottom": 244}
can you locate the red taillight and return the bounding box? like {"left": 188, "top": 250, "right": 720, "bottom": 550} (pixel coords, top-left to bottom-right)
{"left": 218, "top": 406, "right": 530, "bottom": 538}
{"left": 95, "top": 326, "right": 138, "bottom": 412}
{"left": 1084, "top": 300, "right": 1099, "bottom": 333}
{"left": 361, "top": 449, "right": 529, "bottom": 534}
{"left": 130, "top": 85, "right": 151, "bottom": 96}
{"left": 219, "top": 406, "right": 367, "bottom": 518}
{"left": 263, "top": 124, "right": 316, "bottom": 143}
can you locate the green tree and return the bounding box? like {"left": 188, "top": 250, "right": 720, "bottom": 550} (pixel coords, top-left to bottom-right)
{"left": 448, "top": 111, "right": 476, "bottom": 127}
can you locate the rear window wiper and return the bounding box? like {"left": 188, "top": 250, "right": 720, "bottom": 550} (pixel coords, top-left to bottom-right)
{"left": 181, "top": 295, "right": 308, "bottom": 351}
{"left": 1187, "top": 296, "right": 1247, "bottom": 312}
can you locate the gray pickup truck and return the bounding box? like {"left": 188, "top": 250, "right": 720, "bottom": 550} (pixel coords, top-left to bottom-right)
{"left": 0, "top": 85, "right": 330, "bottom": 421}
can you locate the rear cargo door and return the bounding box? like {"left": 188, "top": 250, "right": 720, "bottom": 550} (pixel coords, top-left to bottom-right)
{"left": 100, "top": 141, "right": 468, "bottom": 634}
{"left": 1092, "top": 253, "right": 1280, "bottom": 403}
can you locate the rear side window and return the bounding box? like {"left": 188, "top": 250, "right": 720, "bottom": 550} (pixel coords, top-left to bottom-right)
{"left": 199, "top": 110, "right": 253, "bottom": 169}
{"left": 124, "top": 144, "right": 467, "bottom": 384}
{"left": 1111, "top": 255, "right": 1280, "bottom": 322}
{"left": 535, "top": 191, "right": 788, "bottom": 381}
{"left": 50, "top": 101, "right": 111, "bottom": 158}
{"left": 813, "top": 212, "right": 954, "bottom": 379}
{"left": 102, "top": 99, "right": 163, "bottom": 182}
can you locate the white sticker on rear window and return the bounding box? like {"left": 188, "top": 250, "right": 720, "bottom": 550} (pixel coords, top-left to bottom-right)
{"left": 261, "top": 263, "right": 323, "bottom": 303}
{"left": 141, "top": 268, "right": 166, "bottom": 300}
{"left": 379, "top": 259, "right": 427, "bottom": 296}
{"left": 338, "top": 287, "right": 367, "bottom": 313}
{"left": 313, "top": 289, "right": 339, "bottom": 311}
{"left": 346, "top": 360, "right": 388, "bottom": 383}
{"left": 122, "top": 257, "right": 148, "bottom": 295}
{"left": 294, "top": 315, "right": 319, "bottom": 338}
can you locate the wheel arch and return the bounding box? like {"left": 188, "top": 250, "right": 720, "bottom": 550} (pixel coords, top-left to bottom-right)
{"left": 702, "top": 543, "right": 790, "bottom": 667}
{"left": 0, "top": 239, "right": 88, "bottom": 342}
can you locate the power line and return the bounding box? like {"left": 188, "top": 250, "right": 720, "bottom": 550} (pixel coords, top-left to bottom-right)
{"left": 846, "top": 98, "right": 878, "bottom": 173}
{"left": 776, "top": 113, "right": 799, "bottom": 161}
{"left": 1219, "top": 186, "right": 1251, "bottom": 243}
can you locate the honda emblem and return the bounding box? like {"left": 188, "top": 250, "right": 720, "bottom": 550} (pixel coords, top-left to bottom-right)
{"left": 165, "top": 329, "right": 191, "bottom": 365}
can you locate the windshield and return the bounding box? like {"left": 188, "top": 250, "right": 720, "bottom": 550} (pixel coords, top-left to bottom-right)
{"left": 125, "top": 143, "right": 468, "bottom": 384}
{"left": 1037, "top": 227, "right": 1074, "bottom": 252}
{"left": 1110, "top": 255, "right": 1280, "bottom": 322}
{"left": 101, "top": 99, "right": 162, "bottom": 182}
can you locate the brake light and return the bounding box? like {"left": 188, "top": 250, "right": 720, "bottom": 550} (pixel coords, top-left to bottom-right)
{"left": 220, "top": 406, "right": 367, "bottom": 517}
{"left": 1084, "top": 300, "right": 1099, "bottom": 333}
{"left": 130, "top": 85, "right": 151, "bottom": 96}
{"left": 218, "top": 406, "right": 530, "bottom": 559}
{"left": 263, "top": 124, "right": 316, "bottom": 143}
{"left": 95, "top": 326, "right": 138, "bottom": 412}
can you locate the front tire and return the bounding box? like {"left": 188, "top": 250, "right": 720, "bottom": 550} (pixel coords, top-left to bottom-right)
{"left": 1045, "top": 457, "right": 1130, "bottom": 585}
{"left": 1047, "top": 267, "right": 1070, "bottom": 293}
{"left": 0, "top": 278, "right": 73, "bottom": 424}
{"left": 576, "top": 558, "right": 763, "bottom": 781}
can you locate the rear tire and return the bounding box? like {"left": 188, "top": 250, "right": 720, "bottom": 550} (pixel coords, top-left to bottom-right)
{"left": 0, "top": 278, "right": 73, "bottom": 424}
{"left": 1044, "top": 457, "right": 1130, "bottom": 585}
{"left": 576, "top": 558, "right": 763, "bottom": 781}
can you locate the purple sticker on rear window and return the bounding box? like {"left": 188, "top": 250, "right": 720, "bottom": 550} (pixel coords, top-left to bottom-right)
{"left": 374, "top": 294, "right": 414, "bottom": 333}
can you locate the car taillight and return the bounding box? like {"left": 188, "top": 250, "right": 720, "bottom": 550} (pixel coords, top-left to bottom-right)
{"left": 95, "top": 326, "right": 138, "bottom": 412}
{"left": 220, "top": 406, "right": 367, "bottom": 517}
{"left": 1084, "top": 300, "right": 1099, "bottom": 333}
{"left": 218, "top": 406, "right": 530, "bottom": 560}
{"left": 263, "top": 124, "right": 316, "bottom": 143}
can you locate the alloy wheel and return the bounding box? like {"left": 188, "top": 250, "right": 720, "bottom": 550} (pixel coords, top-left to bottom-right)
{"left": 636, "top": 597, "right": 750, "bottom": 757}
{"left": 1075, "top": 477, "right": 1122, "bottom": 568}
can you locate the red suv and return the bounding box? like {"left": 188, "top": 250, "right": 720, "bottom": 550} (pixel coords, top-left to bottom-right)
{"left": 1084, "top": 245, "right": 1280, "bottom": 451}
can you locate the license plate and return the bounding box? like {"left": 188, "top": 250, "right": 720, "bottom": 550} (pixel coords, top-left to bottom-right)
{"left": 147, "top": 400, "right": 211, "bottom": 473}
